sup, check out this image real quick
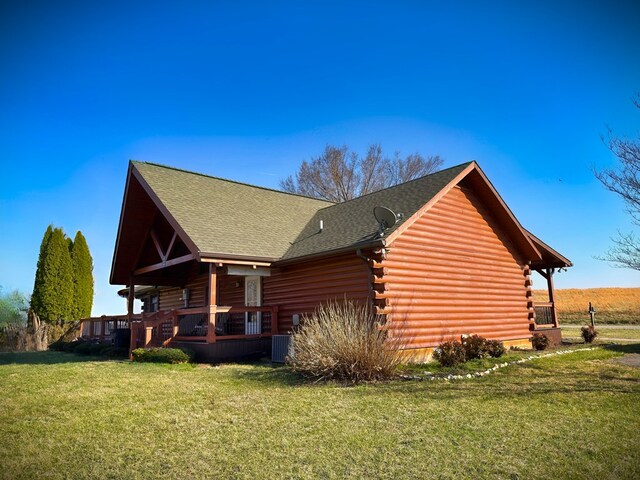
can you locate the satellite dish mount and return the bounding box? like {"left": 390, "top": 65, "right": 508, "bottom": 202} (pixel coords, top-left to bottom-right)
{"left": 373, "top": 206, "right": 400, "bottom": 237}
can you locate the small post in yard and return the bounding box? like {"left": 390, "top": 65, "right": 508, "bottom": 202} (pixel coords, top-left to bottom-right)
{"left": 588, "top": 302, "right": 596, "bottom": 328}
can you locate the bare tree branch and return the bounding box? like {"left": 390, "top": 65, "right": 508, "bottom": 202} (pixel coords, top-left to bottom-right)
{"left": 281, "top": 144, "right": 444, "bottom": 203}
{"left": 595, "top": 94, "right": 640, "bottom": 270}
{"left": 597, "top": 232, "right": 640, "bottom": 271}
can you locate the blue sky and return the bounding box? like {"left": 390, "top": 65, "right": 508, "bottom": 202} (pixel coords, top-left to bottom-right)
{"left": 1, "top": 0, "right": 638, "bottom": 315}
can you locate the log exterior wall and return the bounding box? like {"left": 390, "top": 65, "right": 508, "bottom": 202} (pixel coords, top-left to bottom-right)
{"left": 378, "top": 185, "right": 532, "bottom": 349}
{"left": 217, "top": 273, "right": 246, "bottom": 307}
{"left": 158, "top": 267, "right": 208, "bottom": 310}
{"left": 263, "top": 254, "right": 371, "bottom": 332}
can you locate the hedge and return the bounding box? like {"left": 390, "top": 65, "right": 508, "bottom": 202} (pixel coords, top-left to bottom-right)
{"left": 131, "top": 347, "right": 193, "bottom": 364}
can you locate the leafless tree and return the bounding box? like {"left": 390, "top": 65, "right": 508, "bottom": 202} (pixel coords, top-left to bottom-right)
{"left": 281, "top": 144, "right": 443, "bottom": 202}
{"left": 595, "top": 95, "right": 640, "bottom": 270}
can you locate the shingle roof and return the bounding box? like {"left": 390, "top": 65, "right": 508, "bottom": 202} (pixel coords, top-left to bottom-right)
{"left": 281, "top": 163, "right": 471, "bottom": 260}
{"left": 132, "top": 161, "right": 471, "bottom": 263}
{"left": 132, "top": 161, "right": 331, "bottom": 260}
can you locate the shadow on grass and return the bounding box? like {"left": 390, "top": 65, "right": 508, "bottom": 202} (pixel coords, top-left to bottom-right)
{"left": 377, "top": 359, "right": 640, "bottom": 401}
{"left": 603, "top": 343, "right": 640, "bottom": 354}
{"left": 227, "top": 362, "right": 305, "bottom": 387}
{"left": 0, "top": 351, "right": 122, "bottom": 366}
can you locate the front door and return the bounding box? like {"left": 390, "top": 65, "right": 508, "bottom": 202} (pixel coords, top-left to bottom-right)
{"left": 244, "top": 276, "right": 262, "bottom": 334}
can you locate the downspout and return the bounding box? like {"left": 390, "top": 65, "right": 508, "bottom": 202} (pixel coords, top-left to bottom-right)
{"left": 356, "top": 238, "right": 386, "bottom": 263}
{"left": 357, "top": 239, "right": 388, "bottom": 312}
{"left": 356, "top": 248, "right": 372, "bottom": 264}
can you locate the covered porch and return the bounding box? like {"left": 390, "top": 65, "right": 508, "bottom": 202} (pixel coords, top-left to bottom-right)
{"left": 120, "top": 255, "right": 279, "bottom": 358}
{"left": 527, "top": 231, "right": 573, "bottom": 345}
{"left": 103, "top": 164, "right": 282, "bottom": 359}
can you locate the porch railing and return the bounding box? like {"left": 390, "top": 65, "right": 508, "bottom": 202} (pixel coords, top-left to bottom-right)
{"left": 213, "top": 308, "right": 272, "bottom": 337}
{"left": 129, "top": 305, "right": 279, "bottom": 351}
{"left": 80, "top": 315, "right": 138, "bottom": 340}
{"left": 534, "top": 302, "right": 556, "bottom": 326}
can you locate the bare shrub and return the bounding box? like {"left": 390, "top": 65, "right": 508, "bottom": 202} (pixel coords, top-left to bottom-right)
{"left": 0, "top": 310, "right": 48, "bottom": 352}
{"left": 485, "top": 339, "right": 506, "bottom": 358}
{"left": 531, "top": 333, "right": 549, "bottom": 351}
{"left": 432, "top": 340, "right": 466, "bottom": 367}
{"left": 287, "top": 299, "right": 402, "bottom": 383}
{"left": 461, "top": 334, "right": 490, "bottom": 359}
{"left": 581, "top": 325, "right": 598, "bottom": 343}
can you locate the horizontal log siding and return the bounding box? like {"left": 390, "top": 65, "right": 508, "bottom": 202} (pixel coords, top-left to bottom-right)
{"left": 380, "top": 185, "right": 531, "bottom": 348}
{"left": 217, "top": 273, "right": 246, "bottom": 307}
{"left": 264, "top": 254, "right": 371, "bottom": 332}
{"left": 158, "top": 268, "right": 208, "bottom": 310}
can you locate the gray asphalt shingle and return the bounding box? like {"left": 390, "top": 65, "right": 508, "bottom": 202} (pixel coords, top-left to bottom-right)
{"left": 133, "top": 161, "right": 470, "bottom": 262}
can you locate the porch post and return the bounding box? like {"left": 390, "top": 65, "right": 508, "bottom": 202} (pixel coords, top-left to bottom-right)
{"left": 206, "top": 263, "right": 217, "bottom": 343}
{"left": 143, "top": 326, "right": 153, "bottom": 347}
{"left": 546, "top": 268, "right": 559, "bottom": 328}
{"left": 128, "top": 279, "right": 136, "bottom": 357}
{"left": 271, "top": 306, "right": 279, "bottom": 335}
{"left": 127, "top": 279, "right": 135, "bottom": 321}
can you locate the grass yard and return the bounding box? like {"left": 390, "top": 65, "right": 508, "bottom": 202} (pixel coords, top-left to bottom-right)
{"left": 561, "top": 325, "right": 640, "bottom": 342}
{"left": 533, "top": 287, "right": 640, "bottom": 324}
{"left": 1, "top": 346, "right": 639, "bottom": 480}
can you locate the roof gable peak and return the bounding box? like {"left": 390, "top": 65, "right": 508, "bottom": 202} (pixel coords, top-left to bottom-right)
{"left": 386, "top": 161, "right": 542, "bottom": 262}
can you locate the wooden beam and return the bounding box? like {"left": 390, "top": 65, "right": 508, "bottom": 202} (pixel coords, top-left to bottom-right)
{"left": 133, "top": 253, "right": 195, "bottom": 275}
{"left": 165, "top": 231, "right": 178, "bottom": 260}
{"left": 546, "top": 268, "right": 559, "bottom": 328}
{"left": 208, "top": 263, "right": 217, "bottom": 306}
{"left": 200, "top": 258, "right": 271, "bottom": 267}
{"left": 127, "top": 279, "right": 135, "bottom": 322}
{"left": 207, "top": 264, "right": 217, "bottom": 344}
{"left": 534, "top": 268, "right": 550, "bottom": 280}
{"left": 149, "top": 228, "right": 166, "bottom": 261}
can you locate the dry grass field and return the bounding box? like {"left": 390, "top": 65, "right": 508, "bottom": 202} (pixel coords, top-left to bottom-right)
{"left": 533, "top": 287, "right": 639, "bottom": 324}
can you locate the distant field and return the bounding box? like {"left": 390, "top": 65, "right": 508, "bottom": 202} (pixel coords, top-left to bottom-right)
{"left": 533, "top": 287, "right": 639, "bottom": 324}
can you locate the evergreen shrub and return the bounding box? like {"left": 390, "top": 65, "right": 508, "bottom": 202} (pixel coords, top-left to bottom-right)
{"left": 131, "top": 347, "right": 192, "bottom": 364}
{"left": 433, "top": 340, "right": 466, "bottom": 367}
{"left": 581, "top": 326, "right": 598, "bottom": 343}
{"left": 485, "top": 339, "right": 506, "bottom": 358}
{"left": 531, "top": 333, "right": 549, "bottom": 351}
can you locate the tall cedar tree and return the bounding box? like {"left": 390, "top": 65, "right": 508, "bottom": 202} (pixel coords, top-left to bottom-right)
{"left": 31, "top": 226, "right": 74, "bottom": 324}
{"left": 70, "top": 231, "right": 94, "bottom": 319}
{"left": 30, "top": 225, "right": 53, "bottom": 320}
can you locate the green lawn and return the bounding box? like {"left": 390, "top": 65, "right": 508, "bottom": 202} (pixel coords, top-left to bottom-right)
{"left": 562, "top": 325, "right": 640, "bottom": 341}
{"left": 1, "top": 346, "right": 639, "bottom": 480}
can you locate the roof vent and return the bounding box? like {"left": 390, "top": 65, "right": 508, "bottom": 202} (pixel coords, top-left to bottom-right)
{"left": 373, "top": 206, "right": 400, "bottom": 236}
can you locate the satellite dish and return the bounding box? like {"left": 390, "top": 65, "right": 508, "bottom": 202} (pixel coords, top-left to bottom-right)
{"left": 373, "top": 206, "right": 399, "bottom": 235}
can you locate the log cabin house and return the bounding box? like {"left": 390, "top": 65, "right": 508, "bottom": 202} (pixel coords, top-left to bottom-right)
{"left": 80, "top": 160, "right": 571, "bottom": 362}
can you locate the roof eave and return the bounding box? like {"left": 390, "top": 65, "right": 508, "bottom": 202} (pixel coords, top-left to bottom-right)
{"left": 525, "top": 230, "right": 573, "bottom": 269}
{"left": 274, "top": 239, "right": 385, "bottom": 267}
{"left": 109, "top": 162, "right": 135, "bottom": 285}
{"left": 199, "top": 251, "right": 278, "bottom": 265}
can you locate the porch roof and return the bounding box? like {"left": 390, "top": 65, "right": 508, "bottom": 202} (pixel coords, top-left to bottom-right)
{"left": 526, "top": 230, "right": 573, "bottom": 269}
